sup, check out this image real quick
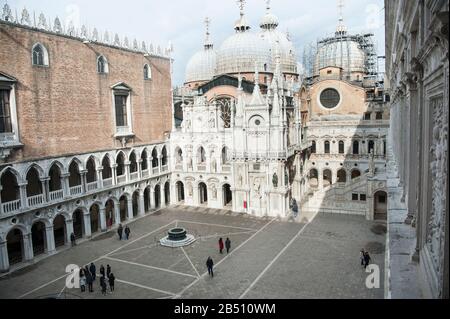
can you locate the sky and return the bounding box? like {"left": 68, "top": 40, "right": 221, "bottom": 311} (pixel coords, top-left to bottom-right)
{"left": 8, "top": 0, "right": 385, "bottom": 86}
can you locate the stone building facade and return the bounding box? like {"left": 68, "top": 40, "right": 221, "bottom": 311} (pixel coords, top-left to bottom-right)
{"left": 0, "top": 5, "right": 173, "bottom": 272}
{"left": 385, "top": 0, "right": 448, "bottom": 299}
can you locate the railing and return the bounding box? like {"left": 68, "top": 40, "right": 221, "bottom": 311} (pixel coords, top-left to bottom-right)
{"left": 103, "top": 178, "right": 113, "bottom": 187}
{"left": 161, "top": 165, "right": 168, "bottom": 172}
{"left": 49, "top": 189, "right": 64, "bottom": 202}
{"left": 86, "top": 181, "right": 98, "bottom": 192}
{"left": 142, "top": 169, "right": 149, "bottom": 178}
{"left": 197, "top": 165, "right": 206, "bottom": 171}
{"left": 28, "top": 194, "right": 44, "bottom": 207}
{"left": 70, "top": 185, "right": 83, "bottom": 196}
{"left": 152, "top": 167, "right": 159, "bottom": 175}
{"left": 2, "top": 199, "right": 21, "bottom": 214}
{"left": 117, "top": 175, "right": 126, "bottom": 184}
{"left": 130, "top": 172, "right": 139, "bottom": 181}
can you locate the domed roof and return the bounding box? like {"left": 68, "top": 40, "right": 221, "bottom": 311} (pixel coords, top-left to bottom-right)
{"left": 260, "top": 29, "right": 297, "bottom": 74}
{"left": 216, "top": 31, "right": 272, "bottom": 75}
{"left": 185, "top": 47, "right": 217, "bottom": 83}
{"left": 314, "top": 37, "right": 366, "bottom": 75}
{"left": 260, "top": 12, "right": 279, "bottom": 30}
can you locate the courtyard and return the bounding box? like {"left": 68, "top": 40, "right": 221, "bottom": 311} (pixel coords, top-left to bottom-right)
{"left": 0, "top": 207, "right": 385, "bottom": 299}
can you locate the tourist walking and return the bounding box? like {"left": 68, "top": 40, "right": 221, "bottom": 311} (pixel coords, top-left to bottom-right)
{"left": 106, "top": 264, "right": 111, "bottom": 278}
{"left": 292, "top": 198, "right": 299, "bottom": 218}
{"left": 225, "top": 238, "right": 231, "bottom": 254}
{"left": 84, "top": 265, "right": 90, "bottom": 278}
{"left": 206, "top": 257, "right": 214, "bottom": 277}
{"left": 360, "top": 249, "right": 365, "bottom": 266}
{"left": 364, "top": 251, "right": 371, "bottom": 269}
{"left": 218, "top": 238, "right": 224, "bottom": 254}
{"left": 100, "top": 264, "right": 105, "bottom": 278}
{"left": 108, "top": 273, "right": 115, "bottom": 292}
{"left": 125, "top": 226, "right": 131, "bottom": 240}
{"left": 86, "top": 270, "right": 94, "bottom": 292}
{"left": 79, "top": 269, "right": 86, "bottom": 292}
{"left": 89, "top": 262, "right": 96, "bottom": 281}
{"left": 70, "top": 232, "right": 76, "bottom": 246}
{"left": 118, "top": 224, "right": 123, "bottom": 240}
{"left": 100, "top": 276, "right": 107, "bottom": 295}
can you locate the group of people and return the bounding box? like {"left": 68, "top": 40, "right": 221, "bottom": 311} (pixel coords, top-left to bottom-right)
{"left": 79, "top": 262, "right": 116, "bottom": 295}
{"left": 117, "top": 224, "right": 131, "bottom": 240}
{"left": 360, "top": 249, "right": 372, "bottom": 269}
{"left": 206, "top": 237, "right": 232, "bottom": 278}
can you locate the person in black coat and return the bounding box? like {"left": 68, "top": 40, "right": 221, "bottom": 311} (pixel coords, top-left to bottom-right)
{"left": 225, "top": 238, "right": 231, "bottom": 254}
{"left": 100, "top": 264, "right": 105, "bottom": 278}
{"left": 206, "top": 257, "right": 214, "bottom": 277}
{"left": 86, "top": 271, "right": 94, "bottom": 292}
{"left": 89, "top": 262, "right": 96, "bottom": 281}
{"left": 70, "top": 232, "right": 76, "bottom": 246}
{"left": 106, "top": 264, "right": 111, "bottom": 278}
{"left": 124, "top": 226, "right": 131, "bottom": 240}
{"left": 108, "top": 273, "right": 115, "bottom": 292}
{"left": 364, "top": 251, "right": 371, "bottom": 269}
{"left": 100, "top": 276, "right": 107, "bottom": 295}
{"left": 118, "top": 224, "right": 123, "bottom": 240}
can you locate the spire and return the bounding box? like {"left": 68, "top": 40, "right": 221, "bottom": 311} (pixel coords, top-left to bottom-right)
{"left": 234, "top": 0, "right": 250, "bottom": 32}
{"left": 260, "top": 0, "right": 279, "bottom": 30}
{"left": 251, "top": 62, "right": 265, "bottom": 105}
{"left": 204, "top": 17, "right": 213, "bottom": 49}
{"left": 336, "top": 0, "right": 347, "bottom": 36}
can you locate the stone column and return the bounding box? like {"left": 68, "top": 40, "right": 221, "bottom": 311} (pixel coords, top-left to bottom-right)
{"left": 124, "top": 161, "right": 131, "bottom": 183}
{"left": 80, "top": 170, "right": 87, "bottom": 194}
{"left": 137, "top": 159, "right": 143, "bottom": 179}
{"left": 149, "top": 157, "right": 154, "bottom": 175}
{"left": 111, "top": 164, "right": 118, "bottom": 186}
{"left": 127, "top": 197, "right": 134, "bottom": 220}
{"left": 150, "top": 188, "right": 155, "bottom": 210}
{"left": 161, "top": 187, "right": 166, "bottom": 208}
{"left": 96, "top": 167, "right": 103, "bottom": 189}
{"left": 99, "top": 207, "right": 107, "bottom": 232}
{"left": 114, "top": 204, "right": 121, "bottom": 226}
{"left": 61, "top": 173, "right": 70, "bottom": 197}
{"left": 45, "top": 225, "right": 56, "bottom": 255}
{"left": 65, "top": 218, "right": 74, "bottom": 245}
{"left": 0, "top": 186, "right": 3, "bottom": 214}
{"left": 158, "top": 155, "right": 163, "bottom": 174}
{"left": 83, "top": 212, "right": 92, "bottom": 238}
{"left": 138, "top": 192, "right": 145, "bottom": 216}
{"left": 0, "top": 240, "right": 10, "bottom": 272}
{"left": 19, "top": 183, "right": 28, "bottom": 209}
{"left": 22, "top": 233, "right": 34, "bottom": 261}
{"left": 41, "top": 178, "right": 50, "bottom": 202}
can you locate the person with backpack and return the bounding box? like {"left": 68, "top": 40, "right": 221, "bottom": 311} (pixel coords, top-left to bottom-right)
{"left": 125, "top": 226, "right": 131, "bottom": 240}
{"left": 206, "top": 257, "right": 214, "bottom": 277}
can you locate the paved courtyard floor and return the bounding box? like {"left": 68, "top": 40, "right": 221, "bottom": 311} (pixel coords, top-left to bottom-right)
{"left": 0, "top": 206, "right": 386, "bottom": 299}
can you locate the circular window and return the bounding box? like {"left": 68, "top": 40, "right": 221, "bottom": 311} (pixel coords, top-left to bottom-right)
{"left": 255, "top": 119, "right": 261, "bottom": 126}
{"left": 320, "top": 88, "right": 340, "bottom": 109}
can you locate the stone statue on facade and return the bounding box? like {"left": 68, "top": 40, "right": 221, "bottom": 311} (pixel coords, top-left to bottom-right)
{"left": 211, "top": 184, "right": 217, "bottom": 199}
{"left": 187, "top": 182, "right": 193, "bottom": 197}
{"left": 272, "top": 173, "right": 278, "bottom": 188}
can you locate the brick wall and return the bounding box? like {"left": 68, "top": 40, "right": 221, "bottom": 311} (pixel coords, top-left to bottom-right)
{"left": 0, "top": 22, "right": 172, "bottom": 163}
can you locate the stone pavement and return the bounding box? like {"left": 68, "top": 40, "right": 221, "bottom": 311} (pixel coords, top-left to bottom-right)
{"left": 0, "top": 206, "right": 386, "bottom": 299}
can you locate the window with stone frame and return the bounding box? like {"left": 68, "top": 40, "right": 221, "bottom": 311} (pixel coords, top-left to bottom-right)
{"left": 324, "top": 141, "right": 330, "bottom": 154}
{"left": 97, "top": 55, "right": 108, "bottom": 73}
{"left": 114, "top": 94, "right": 128, "bottom": 127}
{"left": 364, "top": 112, "right": 371, "bottom": 120}
{"left": 338, "top": 141, "right": 345, "bottom": 154}
{"left": 216, "top": 97, "right": 232, "bottom": 128}
{"left": 0, "top": 89, "right": 12, "bottom": 133}
{"left": 32, "top": 43, "right": 48, "bottom": 66}
{"left": 376, "top": 112, "right": 383, "bottom": 120}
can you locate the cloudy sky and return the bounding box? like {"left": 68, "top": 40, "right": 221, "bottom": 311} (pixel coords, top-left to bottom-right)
{"left": 10, "top": 0, "right": 385, "bottom": 85}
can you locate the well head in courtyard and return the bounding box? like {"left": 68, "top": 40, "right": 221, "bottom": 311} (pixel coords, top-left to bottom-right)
{"left": 160, "top": 227, "right": 196, "bottom": 247}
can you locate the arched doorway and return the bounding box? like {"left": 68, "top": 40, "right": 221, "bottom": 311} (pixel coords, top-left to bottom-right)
{"left": 90, "top": 204, "right": 100, "bottom": 234}
{"left": 144, "top": 187, "right": 150, "bottom": 212}
{"left": 105, "top": 199, "right": 115, "bottom": 228}
{"left": 337, "top": 169, "right": 347, "bottom": 183}
{"left": 31, "top": 221, "right": 46, "bottom": 256}
{"left": 223, "top": 184, "right": 232, "bottom": 207}
{"left": 72, "top": 210, "right": 84, "bottom": 239}
{"left": 53, "top": 215, "right": 66, "bottom": 248}
{"left": 154, "top": 185, "right": 161, "bottom": 209}
{"left": 374, "top": 191, "right": 388, "bottom": 220}
{"left": 6, "top": 228, "right": 23, "bottom": 265}
{"left": 198, "top": 182, "right": 208, "bottom": 205}
{"left": 323, "top": 169, "right": 332, "bottom": 187}
{"left": 309, "top": 169, "right": 318, "bottom": 189}
{"left": 132, "top": 191, "right": 139, "bottom": 217}
{"left": 164, "top": 182, "right": 170, "bottom": 206}
{"left": 119, "top": 196, "right": 128, "bottom": 222}
{"left": 351, "top": 169, "right": 361, "bottom": 180}
{"left": 176, "top": 181, "right": 185, "bottom": 203}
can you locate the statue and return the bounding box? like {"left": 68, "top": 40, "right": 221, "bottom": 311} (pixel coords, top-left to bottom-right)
{"left": 272, "top": 173, "right": 278, "bottom": 188}
{"left": 187, "top": 182, "right": 193, "bottom": 197}
{"left": 187, "top": 156, "right": 193, "bottom": 169}
{"left": 211, "top": 184, "right": 217, "bottom": 199}
{"left": 369, "top": 150, "right": 375, "bottom": 175}
{"left": 211, "top": 159, "right": 217, "bottom": 173}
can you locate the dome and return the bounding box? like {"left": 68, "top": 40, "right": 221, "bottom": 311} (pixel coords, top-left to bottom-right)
{"left": 216, "top": 32, "right": 272, "bottom": 75}
{"left": 260, "top": 29, "right": 297, "bottom": 74}
{"left": 260, "top": 12, "right": 279, "bottom": 30}
{"left": 185, "top": 47, "right": 217, "bottom": 83}
{"left": 314, "top": 37, "right": 366, "bottom": 75}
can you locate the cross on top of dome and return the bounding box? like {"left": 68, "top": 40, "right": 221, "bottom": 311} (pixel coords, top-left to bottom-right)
{"left": 234, "top": 0, "right": 250, "bottom": 32}
{"left": 260, "top": 0, "right": 279, "bottom": 30}
{"left": 336, "top": 0, "right": 348, "bottom": 36}
{"left": 204, "top": 17, "right": 213, "bottom": 49}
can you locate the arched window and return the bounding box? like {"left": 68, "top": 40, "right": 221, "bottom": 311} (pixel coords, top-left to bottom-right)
{"left": 141, "top": 150, "right": 148, "bottom": 170}
{"left": 198, "top": 147, "right": 206, "bottom": 164}
{"left": 311, "top": 141, "right": 316, "bottom": 154}
{"left": 32, "top": 43, "right": 49, "bottom": 66}
{"left": 161, "top": 147, "right": 168, "bottom": 166}
{"left": 143, "top": 64, "right": 151, "bottom": 80}
{"left": 351, "top": 169, "right": 361, "bottom": 179}
{"left": 129, "top": 152, "right": 138, "bottom": 173}
{"left": 175, "top": 147, "right": 183, "bottom": 164}
{"left": 339, "top": 141, "right": 345, "bottom": 154}
{"left": 368, "top": 140, "right": 375, "bottom": 154}
{"left": 324, "top": 141, "right": 330, "bottom": 154}
{"left": 221, "top": 147, "right": 229, "bottom": 165}
{"left": 216, "top": 97, "right": 232, "bottom": 129}
{"left": 97, "top": 55, "right": 108, "bottom": 73}
{"left": 352, "top": 141, "right": 359, "bottom": 155}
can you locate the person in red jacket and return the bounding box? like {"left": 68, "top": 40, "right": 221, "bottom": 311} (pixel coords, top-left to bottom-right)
{"left": 218, "top": 238, "right": 224, "bottom": 254}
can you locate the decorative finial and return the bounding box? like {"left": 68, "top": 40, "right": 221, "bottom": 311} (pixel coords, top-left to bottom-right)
{"left": 204, "top": 17, "right": 213, "bottom": 49}
{"left": 266, "top": 0, "right": 271, "bottom": 11}
{"left": 92, "top": 28, "right": 99, "bottom": 41}
{"left": 2, "top": 3, "right": 13, "bottom": 22}
{"left": 53, "top": 17, "right": 62, "bottom": 33}
{"left": 37, "top": 13, "right": 47, "bottom": 29}
{"left": 237, "top": 0, "right": 246, "bottom": 16}
{"left": 20, "top": 7, "right": 31, "bottom": 26}
{"left": 336, "top": 0, "right": 347, "bottom": 35}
